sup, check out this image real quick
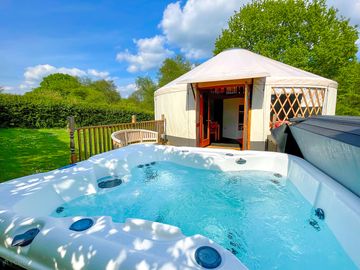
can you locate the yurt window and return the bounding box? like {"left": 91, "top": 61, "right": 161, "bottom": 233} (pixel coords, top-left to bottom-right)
{"left": 270, "top": 87, "right": 326, "bottom": 128}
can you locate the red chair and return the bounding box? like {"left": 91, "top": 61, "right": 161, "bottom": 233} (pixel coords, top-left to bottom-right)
{"left": 210, "top": 121, "right": 220, "bottom": 141}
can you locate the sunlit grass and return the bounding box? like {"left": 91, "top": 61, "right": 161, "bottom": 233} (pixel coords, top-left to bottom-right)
{"left": 0, "top": 128, "right": 70, "bottom": 182}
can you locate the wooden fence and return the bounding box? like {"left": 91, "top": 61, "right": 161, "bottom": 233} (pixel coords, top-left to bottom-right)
{"left": 68, "top": 115, "right": 165, "bottom": 163}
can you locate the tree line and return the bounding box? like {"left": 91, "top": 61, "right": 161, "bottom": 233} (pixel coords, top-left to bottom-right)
{"left": 0, "top": 54, "right": 192, "bottom": 113}
{"left": 1, "top": 0, "right": 359, "bottom": 116}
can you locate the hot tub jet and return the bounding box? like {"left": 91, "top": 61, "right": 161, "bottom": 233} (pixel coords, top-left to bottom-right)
{"left": 315, "top": 208, "right": 325, "bottom": 220}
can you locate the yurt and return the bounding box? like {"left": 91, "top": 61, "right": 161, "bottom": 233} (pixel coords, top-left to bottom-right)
{"left": 154, "top": 49, "right": 337, "bottom": 150}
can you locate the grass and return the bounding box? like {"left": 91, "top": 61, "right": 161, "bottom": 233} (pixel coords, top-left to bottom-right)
{"left": 0, "top": 128, "right": 70, "bottom": 183}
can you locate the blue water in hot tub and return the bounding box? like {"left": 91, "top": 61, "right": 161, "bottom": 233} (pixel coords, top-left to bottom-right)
{"left": 52, "top": 161, "right": 357, "bottom": 269}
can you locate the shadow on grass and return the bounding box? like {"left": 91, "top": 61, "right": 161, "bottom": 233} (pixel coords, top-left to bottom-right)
{"left": 0, "top": 128, "right": 69, "bottom": 182}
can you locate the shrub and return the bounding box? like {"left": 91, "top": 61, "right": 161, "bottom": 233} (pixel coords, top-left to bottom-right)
{"left": 0, "top": 94, "right": 154, "bottom": 128}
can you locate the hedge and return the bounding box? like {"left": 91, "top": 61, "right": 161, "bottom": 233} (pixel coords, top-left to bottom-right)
{"left": 0, "top": 94, "right": 154, "bottom": 128}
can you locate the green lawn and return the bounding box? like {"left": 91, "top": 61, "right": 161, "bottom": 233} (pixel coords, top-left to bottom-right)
{"left": 0, "top": 128, "right": 70, "bottom": 182}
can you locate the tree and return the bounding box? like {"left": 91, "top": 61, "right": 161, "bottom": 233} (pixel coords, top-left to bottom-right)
{"left": 33, "top": 73, "right": 81, "bottom": 96}
{"left": 158, "top": 55, "right": 192, "bottom": 88}
{"left": 86, "top": 80, "right": 121, "bottom": 103}
{"left": 335, "top": 61, "right": 360, "bottom": 116}
{"left": 27, "top": 73, "right": 122, "bottom": 105}
{"left": 214, "top": 0, "right": 358, "bottom": 79}
{"left": 129, "top": 76, "right": 157, "bottom": 110}
{"left": 214, "top": 0, "right": 359, "bottom": 115}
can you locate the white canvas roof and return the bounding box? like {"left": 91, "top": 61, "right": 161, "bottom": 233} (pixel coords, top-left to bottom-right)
{"left": 155, "top": 49, "right": 337, "bottom": 96}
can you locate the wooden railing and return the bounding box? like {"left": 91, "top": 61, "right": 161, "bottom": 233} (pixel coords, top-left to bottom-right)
{"left": 68, "top": 115, "right": 165, "bottom": 163}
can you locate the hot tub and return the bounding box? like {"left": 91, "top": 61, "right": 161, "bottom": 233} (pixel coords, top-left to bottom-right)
{"left": 0, "top": 145, "right": 359, "bottom": 269}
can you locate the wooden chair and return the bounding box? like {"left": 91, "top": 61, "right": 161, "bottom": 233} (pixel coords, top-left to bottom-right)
{"left": 210, "top": 121, "right": 220, "bottom": 141}
{"left": 111, "top": 129, "right": 159, "bottom": 149}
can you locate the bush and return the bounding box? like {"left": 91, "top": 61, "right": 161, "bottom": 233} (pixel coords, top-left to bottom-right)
{"left": 0, "top": 94, "right": 154, "bottom": 128}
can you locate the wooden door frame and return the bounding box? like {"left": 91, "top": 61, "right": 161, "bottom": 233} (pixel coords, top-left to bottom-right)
{"left": 198, "top": 91, "right": 211, "bottom": 147}
{"left": 242, "top": 83, "right": 251, "bottom": 150}
{"left": 241, "top": 84, "right": 250, "bottom": 150}
{"left": 195, "top": 82, "right": 252, "bottom": 149}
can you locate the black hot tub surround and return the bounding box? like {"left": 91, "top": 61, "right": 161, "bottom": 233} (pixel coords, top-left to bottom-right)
{"left": 289, "top": 116, "right": 360, "bottom": 197}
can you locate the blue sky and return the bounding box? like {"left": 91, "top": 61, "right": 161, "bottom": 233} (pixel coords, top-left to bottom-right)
{"left": 1, "top": 0, "right": 359, "bottom": 97}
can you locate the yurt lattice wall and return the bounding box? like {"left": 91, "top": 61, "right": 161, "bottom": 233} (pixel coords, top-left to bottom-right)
{"left": 270, "top": 87, "right": 326, "bottom": 127}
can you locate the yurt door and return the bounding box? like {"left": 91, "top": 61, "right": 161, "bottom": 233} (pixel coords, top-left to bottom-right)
{"left": 199, "top": 92, "right": 210, "bottom": 147}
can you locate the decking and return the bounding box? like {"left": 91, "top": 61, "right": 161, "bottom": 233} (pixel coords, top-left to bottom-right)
{"left": 206, "top": 142, "right": 241, "bottom": 151}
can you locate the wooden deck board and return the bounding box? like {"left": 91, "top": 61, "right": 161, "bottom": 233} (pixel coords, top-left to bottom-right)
{"left": 206, "top": 143, "right": 241, "bottom": 151}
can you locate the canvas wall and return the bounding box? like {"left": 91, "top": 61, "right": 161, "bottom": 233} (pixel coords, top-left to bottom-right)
{"left": 155, "top": 84, "right": 196, "bottom": 146}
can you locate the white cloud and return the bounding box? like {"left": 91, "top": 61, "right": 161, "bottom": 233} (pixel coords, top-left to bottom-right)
{"left": 117, "top": 83, "right": 137, "bottom": 98}
{"left": 23, "top": 64, "right": 86, "bottom": 87}
{"left": 1, "top": 86, "right": 13, "bottom": 91}
{"left": 159, "top": 0, "right": 360, "bottom": 59}
{"left": 19, "top": 64, "right": 112, "bottom": 92}
{"left": 159, "top": 0, "right": 245, "bottom": 59}
{"left": 330, "top": 0, "right": 360, "bottom": 55}
{"left": 115, "top": 0, "right": 244, "bottom": 70}
{"left": 117, "top": 0, "right": 360, "bottom": 68}
{"left": 87, "top": 69, "right": 110, "bottom": 79}
{"left": 328, "top": 0, "right": 360, "bottom": 27}
{"left": 116, "top": 35, "right": 174, "bottom": 73}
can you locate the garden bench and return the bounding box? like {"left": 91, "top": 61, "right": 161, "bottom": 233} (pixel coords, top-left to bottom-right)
{"left": 111, "top": 129, "right": 159, "bottom": 148}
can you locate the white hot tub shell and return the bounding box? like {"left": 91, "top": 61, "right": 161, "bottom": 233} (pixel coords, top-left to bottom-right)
{"left": 0, "top": 144, "right": 359, "bottom": 269}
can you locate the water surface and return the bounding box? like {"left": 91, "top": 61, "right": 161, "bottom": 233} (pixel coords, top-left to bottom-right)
{"left": 52, "top": 161, "right": 357, "bottom": 269}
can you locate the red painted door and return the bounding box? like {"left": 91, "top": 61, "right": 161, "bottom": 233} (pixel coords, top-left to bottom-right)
{"left": 199, "top": 92, "right": 210, "bottom": 147}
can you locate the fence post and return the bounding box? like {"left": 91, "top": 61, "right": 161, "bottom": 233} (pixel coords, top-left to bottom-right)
{"left": 68, "top": 116, "right": 77, "bottom": 164}
{"left": 160, "top": 114, "right": 166, "bottom": 144}
{"left": 161, "top": 114, "right": 165, "bottom": 133}
{"left": 131, "top": 115, "right": 137, "bottom": 123}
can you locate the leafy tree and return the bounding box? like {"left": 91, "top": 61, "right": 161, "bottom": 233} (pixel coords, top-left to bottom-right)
{"left": 87, "top": 80, "right": 121, "bottom": 103}
{"left": 129, "top": 76, "right": 157, "bottom": 110}
{"left": 33, "top": 73, "right": 81, "bottom": 96}
{"left": 27, "top": 73, "right": 122, "bottom": 105}
{"left": 214, "top": 0, "right": 359, "bottom": 115}
{"left": 335, "top": 61, "right": 360, "bottom": 116}
{"left": 158, "top": 55, "right": 192, "bottom": 88}
{"left": 214, "top": 0, "right": 358, "bottom": 79}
